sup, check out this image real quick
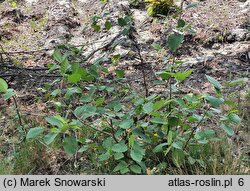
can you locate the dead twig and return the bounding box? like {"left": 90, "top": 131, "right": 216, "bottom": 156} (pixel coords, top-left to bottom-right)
{"left": 106, "top": 119, "right": 119, "bottom": 143}
{"left": 0, "top": 64, "right": 48, "bottom": 71}
{"left": 0, "top": 73, "right": 62, "bottom": 78}
{"left": 183, "top": 107, "right": 210, "bottom": 150}
{"left": 83, "top": 31, "right": 124, "bottom": 62}
{"left": 12, "top": 96, "right": 24, "bottom": 130}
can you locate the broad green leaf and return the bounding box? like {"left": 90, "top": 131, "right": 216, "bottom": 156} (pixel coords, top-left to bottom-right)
{"left": 205, "top": 96, "right": 224, "bottom": 107}
{"left": 167, "top": 131, "right": 173, "bottom": 145}
{"left": 50, "top": 128, "right": 60, "bottom": 134}
{"left": 118, "top": 18, "right": 127, "bottom": 27}
{"left": 157, "top": 71, "right": 173, "bottom": 80}
{"left": 221, "top": 124, "right": 234, "bottom": 136}
{"left": 153, "top": 100, "right": 165, "bottom": 111}
{"left": 68, "top": 73, "right": 81, "bottom": 84}
{"left": 78, "top": 68, "right": 87, "bottom": 77}
{"left": 96, "top": 106, "right": 106, "bottom": 115}
{"left": 81, "top": 95, "right": 92, "bottom": 103}
{"left": 115, "top": 70, "right": 125, "bottom": 78}
{"left": 119, "top": 119, "right": 133, "bottom": 129}
{"left": 82, "top": 75, "right": 95, "bottom": 81}
{"left": 0, "top": 78, "right": 8, "bottom": 93}
{"left": 114, "top": 103, "right": 122, "bottom": 112}
{"left": 65, "top": 87, "right": 81, "bottom": 99}
{"left": 172, "top": 149, "right": 185, "bottom": 168}
{"left": 111, "top": 54, "right": 121, "bottom": 64}
{"left": 51, "top": 102, "right": 62, "bottom": 112}
{"left": 92, "top": 15, "right": 100, "bottom": 23}
{"left": 146, "top": 94, "right": 158, "bottom": 101}
{"left": 194, "top": 131, "right": 203, "bottom": 140}
{"left": 120, "top": 167, "right": 129, "bottom": 174}
{"left": 150, "top": 117, "right": 168, "bottom": 125}
{"left": 206, "top": 75, "right": 222, "bottom": 90}
{"left": 137, "top": 161, "right": 147, "bottom": 173}
{"left": 122, "top": 27, "right": 130, "bottom": 36}
{"left": 168, "top": 116, "right": 180, "bottom": 127}
{"left": 204, "top": 129, "right": 215, "bottom": 138}
{"left": 94, "top": 96, "right": 105, "bottom": 106}
{"left": 198, "top": 139, "right": 209, "bottom": 144}
{"left": 172, "top": 141, "right": 183, "bottom": 150}
{"left": 105, "top": 21, "right": 112, "bottom": 30}
{"left": 113, "top": 160, "right": 128, "bottom": 173}
{"left": 103, "top": 137, "right": 114, "bottom": 149}
{"left": 59, "top": 57, "right": 70, "bottom": 74}
{"left": 78, "top": 145, "right": 88, "bottom": 152}
{"left": 193, "top": 114, "right": 203, "bottom": 122}
{"left": 153, "top": 143, "right": 168, "bottom": 153}
{"left": 124, "top": 15, "right": 132, "bottom": 23}
{"left": 134, "top": 98, "right": 144, "bottom": 106}
{"left": 167, "top": 33, "right": 184, "bottom": 52}
{"left": 177, "top": 19, "right": 185, "bottom": 28}
{"left": 115, "top": 129, "right": 124, "bottom": 137}
{"left": 51, "top": 89, "right": 61, "bottom": 97}
{"left": 188, "top": 156, "right": 196, "bottom": 165}
{"left": 130, "top": 144, "right": 145, "bottom": 163}
{"left": 52, "top": 49, "right": 63, "bottom": 63}
{"left": 53, "top": 101, "right": 62, "bottom": 109}
{"left": 114, "top": 152, "right": 124, "bottom": 160}
{"left": 48, "top": 63, "right": 60, "bottom": 72}
{"left": 3, "top": 89, "right": 15, "bottom": 100}
{"left": 211, "top": 108, "right": 221, "bottom": 114}
{"left": 151, "top": 43, "right": 162, "bottom": 51}
{"left": 143, "top": 102, "right": 154, "bottom": 113}
{"left": 224, "top": 100, "right": 236, "bottom": 107}
{"left": 187, "top": 114, "right": 203, "bottom": 122}
{"left": 112, "top": 141, "right": 128, "bottom": 153}
{"left": 45, "top": 116, "right": 65, "bottom": 128}
{"left": 228, "top": 113, "right": 241, "bottom": 124}
{"left": 92, "top": 24, "right": 101, "bottom": 32}
{"left": 195, "top": 129, "right": 215, "bottom": 140}
{"left": 74, "top": 105, "right": 97, "bottom": 120}
{"left": 129, "top": 134, "right": 135, "bottom": 148}
{"left": 226, "top": 78, "right": 248, "bottom": 87}
{"left": 130, "top": 149, "right": 143, "bottom": 162}
{"left": 99, "top": 152, "right": 110, "bottom": 161}
{"left": 44, "top": 132, "right": 58, "bottom": 145}
{"left": 108, "top": 100, "right": 122, "bottom": 112}
{"left": 26, "top": 127, "right": 44, "bottom": 139}
{"left": 132, "top": 129, "right": 151, "bottom": 143}
{"left": 130, "top": 165, "right": 142, "bottom": 174}
{"left": 174, "top": 69, "right": 193, "bottom": 81}
{"left": 183, "top": 93, "right": 198, "bottom": 103}
{"left": 63, "top": 136, "right": 78, "bottom": 156}
{"left": 71, "top": 62, "right": 80, "bottom": 73}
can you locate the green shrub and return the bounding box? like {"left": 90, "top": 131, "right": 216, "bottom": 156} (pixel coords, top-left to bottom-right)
{"left": 25, "top": 23, "right": 246, "bottom": 174}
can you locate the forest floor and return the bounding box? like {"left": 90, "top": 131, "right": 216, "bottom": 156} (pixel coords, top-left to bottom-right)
{"left": 0, "top": 0, "right": 249, "bottom": 174}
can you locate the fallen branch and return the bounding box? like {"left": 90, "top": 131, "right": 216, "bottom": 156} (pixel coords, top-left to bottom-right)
{"left": 83, "top": 31, "right": 124, "bottom": 62}
{"left": 0, "top": 73, "right": 62, "bottom": 78}
{"left": 0, "top": 64, "right": 48, "bottom": 71}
